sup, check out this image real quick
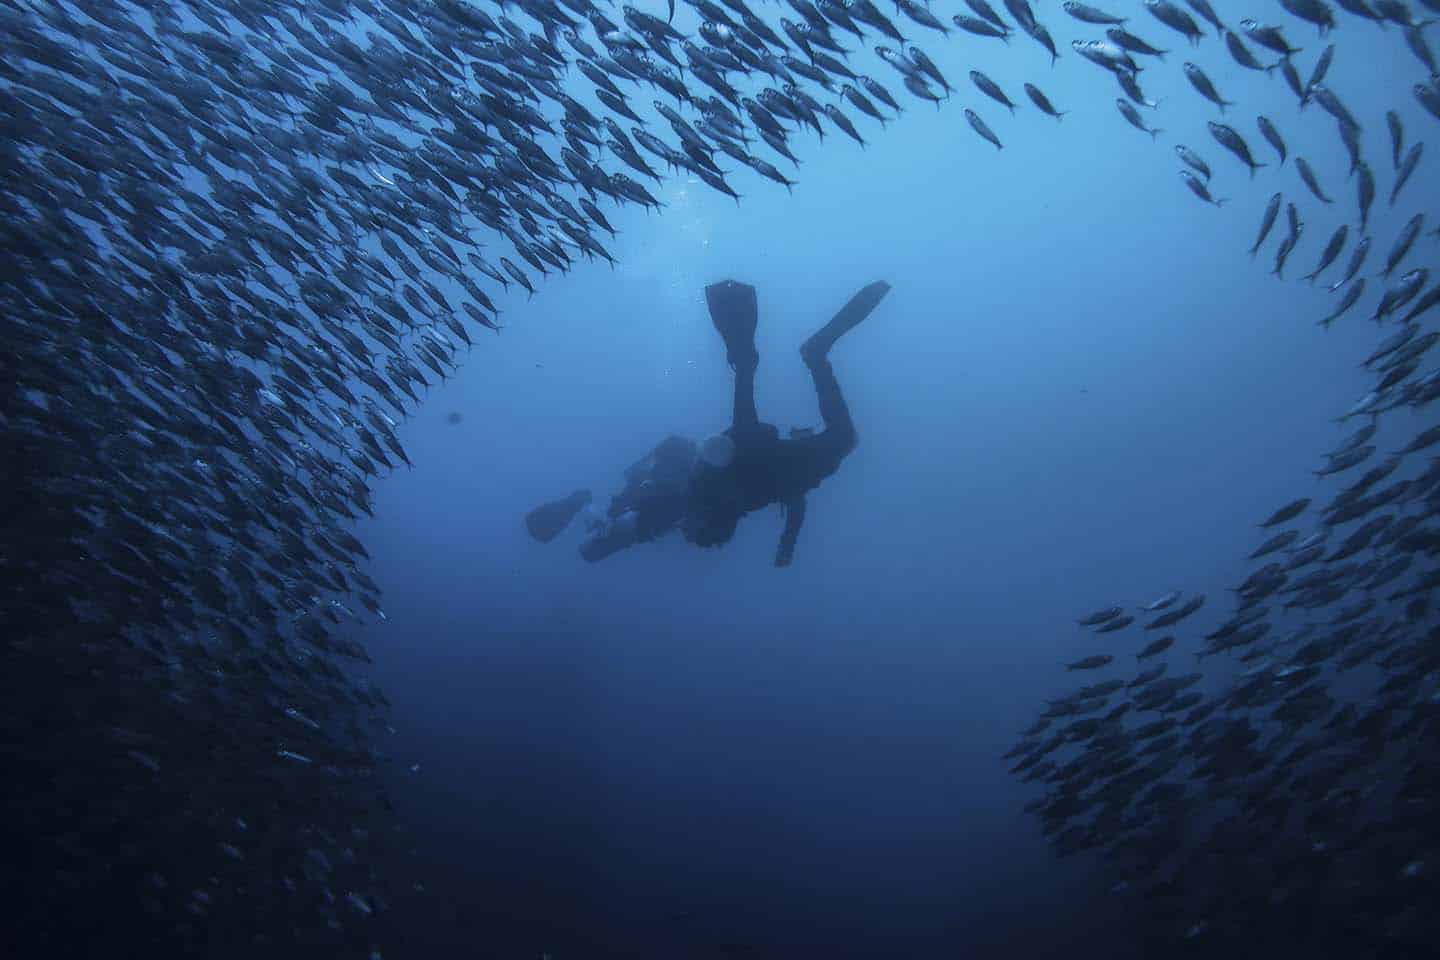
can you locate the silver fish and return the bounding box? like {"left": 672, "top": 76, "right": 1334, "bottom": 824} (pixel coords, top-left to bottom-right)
{"left": 1224, "top": 29, "right": 1270, "bottom": 71}
{"left": 1066, "top": 655, "right": 1115, "bottom": 671}
{"left": 1180, "top": 169, "right": 1226, "bottom": 206}
{"left": 1311, "top": 84, "right": 1361, "bottom": 131}
{"left": 1251, "top": 192, "right": 1282, "bottom": 256}
{"left": 1372, "top": 269, "right": 1429, "bottom": 323}
{"left": 1138, "top": 590, "right": 1183, "bottom": 611}
{"left": 1183, "top": 62, "right": 1233, "bottom": 112}
{"left": 1118, "top": 98, "right": 1164, "bottom": 138}
{"left": 1390, "top": 143, "right": 1422, "bottom": 206}
{"left": 964, "top": 108, "right": 1004, "bottom": 149}
{"left": 1184, "top": 0, "right": 1226, "bottom": 34}
{"left": 1240, "top": 17, "right": 1303, "bottom": 55}
{"left": 1357, "top": 161, "right": 1375, "bottom": 231}
{"left": 1320, "top": 278, "right": 1366, "bottom": 328}
{"left": 1281, "top": 0, "right": 1336, "bottom": 33}
{"left": 1108, "top": 27, "right": 1171, "bottom": 59}
{"left": 1304, "top": 224, "right": 1349, "bottom": 283}
{"left": 1329, "top": 235, "right": 1370, "bottom": 291}
{"left": 1405, "top": 23, "right": 1438, "bottom": 73}
{"left": 1253, "top": 530, "right": 1301, "bottom": 559}
{"left": 1063, "top": 1, "right": 1129, "bottom": 24}
{"left": 1384, "top": 214, "right": 1424, "bottom": 276}
{"left": 1208, "top": 121, "right": 1266, "bottom": 177}
{"left": 1260, "top": 499, "right": 1311, "bottom": 526}
{"left": 1295, "top": 156, "right": 1333, "bottom": 203}
{"left": 970, "top": 70, "right": 1017, "bottom": 113}
{"left": 1078, "top": 605, "right": 1124, "bottom": 625}
{"left": 1306, "top": 43, "right": 1335, "bottom": 90}
{"left": 1145, "top": 0, "right": 1205, "bottom": 43}
{"left": 1073, "top": 38, "right": 1141, "bottom": 75}
{"left": 952, "top": 13, "right": 1012, "bottom": 40}
{"left": 1257, "top": 115, "right": 1287, "bottom": 165}
{"left": 1387, "top": 110, "right": 1405, "bottom": 168}
{"left": 1024, "top": 83, "right": 1067, "bottom": 119}
{"left": 1401, "top": 282, "right": 1440, "bottom": 325}
{"left": 1175, "top": 145, "right": 1212, "bottom": 179}
{"left": 1416, "top": 81, "right": 1440, "bottom": 123}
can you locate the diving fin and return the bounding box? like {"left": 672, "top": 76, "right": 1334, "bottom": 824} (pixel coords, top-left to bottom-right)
{"left": 705, "top": 279, "right": 758, "bottom": 367}
{"left": 801, "top": 281, "right": 891, "bottom": 364}
{"left": 525, "top": 489, "right": 593, "bottom": 543}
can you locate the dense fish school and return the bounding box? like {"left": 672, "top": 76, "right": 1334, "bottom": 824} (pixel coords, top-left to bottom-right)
{"left": 1, "top": 0, "right": 1437, "bottom": 954}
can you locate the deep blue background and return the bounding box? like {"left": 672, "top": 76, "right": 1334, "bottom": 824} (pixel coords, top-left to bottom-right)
{"left": 340, "top": 4, "right": 1433, "bottom": 955}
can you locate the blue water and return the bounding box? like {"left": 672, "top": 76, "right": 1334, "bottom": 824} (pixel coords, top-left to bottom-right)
{"left": 318, "top": 5, "right": 1439, "bottom": 956}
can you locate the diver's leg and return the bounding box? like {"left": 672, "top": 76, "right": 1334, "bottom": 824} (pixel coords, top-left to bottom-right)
{"left": 805, "top": 356, "right": 857, "bottom": 454}
{"left": 800, "top": 281, "right": 891, "bottom": 365}
{"left": 732, "top": 355, "right": 759, "bottom": 432}
{"left": 705, "top": 279, "right": 759, "bottom": 369}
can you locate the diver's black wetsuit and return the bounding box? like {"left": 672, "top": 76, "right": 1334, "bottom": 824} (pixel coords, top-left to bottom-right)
{"left": 608, "top": 434, "right": 696, "bottom": 540}
{"left": 687, "top": 279, "right": 889, "bottom": 566}
{"left": 712, "top": 350, "right": 856, "bottom": 565}
{"left": 542, "top": 280, "right": 888, "bottom": 565}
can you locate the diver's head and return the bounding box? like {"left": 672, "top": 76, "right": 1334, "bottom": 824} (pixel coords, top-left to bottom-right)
{"left": 698, "top": 432, "right": 735, "bottom": 470}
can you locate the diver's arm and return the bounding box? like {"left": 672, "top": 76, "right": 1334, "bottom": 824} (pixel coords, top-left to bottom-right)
{"left": 776, "top": 494, "right": 806, "bottom": 568}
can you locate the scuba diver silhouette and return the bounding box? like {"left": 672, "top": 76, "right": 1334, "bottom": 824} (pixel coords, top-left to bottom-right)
{"left": 524, "top": 279, "right": 892, "bottom": 567}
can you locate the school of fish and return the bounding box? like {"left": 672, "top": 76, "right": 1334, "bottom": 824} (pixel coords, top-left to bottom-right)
{"left": 2, "top": 0, "right": 1438, "bottom": 953}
